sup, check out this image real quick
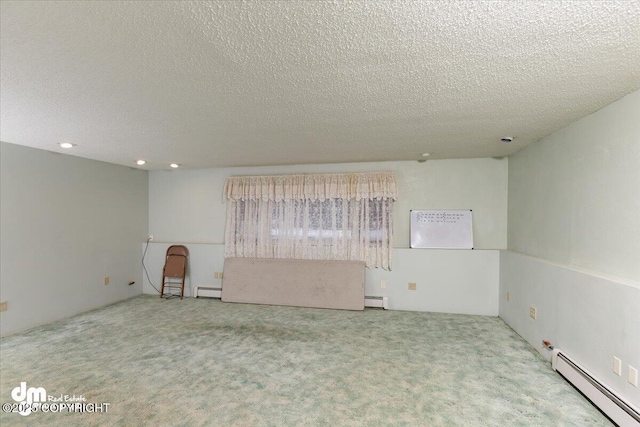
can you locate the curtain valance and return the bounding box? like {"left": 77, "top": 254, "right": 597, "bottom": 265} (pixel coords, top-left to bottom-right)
{"left": 223, "top": 172, "right": 397, "bottom": 202}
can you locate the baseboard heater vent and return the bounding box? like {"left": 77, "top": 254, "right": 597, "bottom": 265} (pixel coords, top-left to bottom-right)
{"left": 193, "top": 286, "right": 222, "bottom": 299}
{"left": 552, "top": 349, "right": 640, "bottom": 427}
{"left": 364, "top": 296, "right": 388, "bottom": 309}
{"left": 195, "top": 286, "right": 388, "bottom": 310}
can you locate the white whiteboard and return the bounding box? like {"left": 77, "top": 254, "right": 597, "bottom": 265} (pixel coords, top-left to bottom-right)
{"left": 410, "top": 210, "right": 473, "bottom": 249}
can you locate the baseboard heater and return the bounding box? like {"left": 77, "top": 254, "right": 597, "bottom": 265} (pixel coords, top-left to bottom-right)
{"left": 194, "top": 286, "right": 388, "bottom": 310}
{"left": 364, "top": 296, "right": 388, "bottom": 309}
{"left": 552, "top": 349, "right": 640, "bottom": 427}
{"left": 193, "top": 286, "right": 222, "bottom": 298}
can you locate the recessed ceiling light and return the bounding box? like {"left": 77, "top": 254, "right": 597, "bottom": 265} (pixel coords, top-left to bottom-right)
{"left": 501, "top": 137, "right": 514, "bottom": 143}
{"left": 136, "top": 160, "right": 146, "bottom": 166}
{"left": 170, "top": 163, "right": 180, "bottom": 168}
{"left": 59, "top": 142, "right": 75, "bottom": 148}
{"left": 421, "top": 153, "right": 430, "bottom": 157}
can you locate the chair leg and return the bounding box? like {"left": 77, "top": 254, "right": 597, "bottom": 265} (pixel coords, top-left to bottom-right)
{"left": 160, "top": 269, "right": 165, "bottom": 298}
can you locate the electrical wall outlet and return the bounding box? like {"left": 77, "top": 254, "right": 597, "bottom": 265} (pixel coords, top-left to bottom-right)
{"left": 0, "top": 301, "right": 7, "bottom": 312}
{"left": 408, "top": 282, "right": 416, "bottom": 291}
{"left": 381, "top": 280, "right": 386, "bottom": 289}
{"left": 507, "top": 291, "right": 511, "bottom": 302}
{"left": 148, "top": 235, "right": 154, "bottom": 242}
{"left": 613, "top": 357, "right": 622, "bottom": 376}
{"left": 529, "top": 306, "right": 537, "bottom": 320}
{"left": 104, "top": 276, "right": 110, "bottom": 286}
{"left": 629, "top": 366, "right": 638, "bottom": 387}
{"left": 214, "top": 272, "right": 224, "bottom": 279}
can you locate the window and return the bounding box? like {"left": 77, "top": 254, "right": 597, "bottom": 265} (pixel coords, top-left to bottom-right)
{"left": 223, "top": 173, "right": 397, "bottom": 269}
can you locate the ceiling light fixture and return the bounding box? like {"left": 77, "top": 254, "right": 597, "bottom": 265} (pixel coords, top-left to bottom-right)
{"left": 170, "top": 163, "right": 180, "bottom": 168}
{"left": 136, "top": 160, "right": 146, "bottom": 166}
{"left": 421, "top": 152, "right": 430, "bottom": 157}
{"left": 59, "top": 142, "right": 75, "bottom": 148}
{"left": 501, "top": 137, "right": 514, "bottom": 143}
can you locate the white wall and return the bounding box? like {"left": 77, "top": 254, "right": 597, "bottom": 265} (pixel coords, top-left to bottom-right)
{"left": 508, "top": 90, "right": 640, "bottom": 281}
{"left": 143, "top": 243, "right": 499, "bottom": 315}
{"left": 147, "top": 158, "right": 507, "bottom": 314}
{"left": 501, "top": 90, "right": 640, "bottom": 406}
{"left": 149, "top": 158, "right": 508, "bottom": 249}
{"left": 500, "top": 252, "right": 640, "bottom": 406}
{"left": 0, "top": 142, "right": 148, "bottom": 336}
{"left": 367, "top": 248, "right": 498, "bottom": 315}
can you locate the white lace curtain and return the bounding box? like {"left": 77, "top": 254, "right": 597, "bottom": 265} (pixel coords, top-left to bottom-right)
{"left": 223, "top": 172, "right": 397, "bottom": 269}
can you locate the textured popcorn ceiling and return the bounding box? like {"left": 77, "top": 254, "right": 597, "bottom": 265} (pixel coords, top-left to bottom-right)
{"left": 1, "top": 1, "right": 639, "bottom": 169}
